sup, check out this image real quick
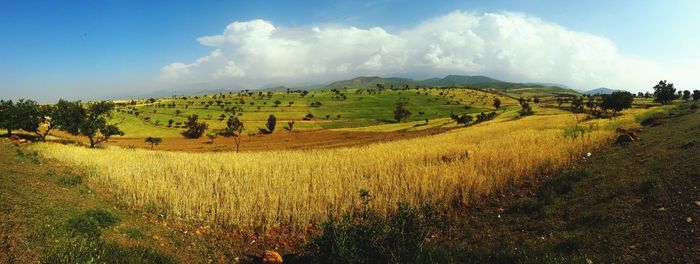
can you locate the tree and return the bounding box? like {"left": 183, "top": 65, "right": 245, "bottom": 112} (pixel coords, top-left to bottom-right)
{"left": 456, "top": 114, "right": 473, "bottom": 126}
{"left": 682, "top": 90, "right": 691, "bottom": 101}
{"left": 266, "top": 114, "right": 277, "bottom": 133}
{"left": 600, "top": 91, "right": 633, "bottom": 116}
{"left": 693, "top": 90, "right": 700, "bottom": 101}
{"left": 286, "top": 121, "right": 295, "bottom": 132}
{"left": 274, "top": 100, "right": 282, "bottom": 107}
{"left": 168, "top": 119, "right": 174, "bottom": 127}
{"left": 0, "top": 100, "right": 16, "bottom": 136}
{"left": 175, "top": 109, "right": 182, "bottom": 116}
{"left": 182, "top": 114, "right": 208, "bottom": 138}
{"left": 533, "top": 96, "right": 540, "bottom": 104}
{"left": 144, "top": 137, "right": 162, "bottom": 150}
{"left": 53, "top": 100, "right": 124, "bottom": 148}
{"left": 493, "top": 98, "right": 501, "bottom": 109}
{"left": 206, "top": 133, "right": 217, "bottom": 143}
{"left": 518, "top": 98, "right": 533, "bottom": 116}
{"left": 653, "top": 80, "right": 676, "bottom": 104}
{"left": 222, "top": 116, "right": 244, "bottom": 152}
{"left": 14, "top": 99, "right": 56, "bottom": 141}
{"left": 393, "top": 101, "right": 411, "bottom": 122}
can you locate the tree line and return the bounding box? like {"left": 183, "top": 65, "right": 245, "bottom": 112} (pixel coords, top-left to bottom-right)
{"left": 0, "top": 99, "right": 123, "bottom": 148}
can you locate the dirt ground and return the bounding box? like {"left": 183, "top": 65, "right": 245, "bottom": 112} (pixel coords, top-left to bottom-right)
{"left": 49, "top": 126, "right": 455, "bottom": 152}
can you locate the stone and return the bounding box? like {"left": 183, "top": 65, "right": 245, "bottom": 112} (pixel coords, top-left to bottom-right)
{"left": 262, "top": 250, "right": 283, "bottom": 264}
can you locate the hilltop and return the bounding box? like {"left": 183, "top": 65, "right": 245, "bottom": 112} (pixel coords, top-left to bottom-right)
{"left": 583, "top": 87, "right": 621, "bottom": 95}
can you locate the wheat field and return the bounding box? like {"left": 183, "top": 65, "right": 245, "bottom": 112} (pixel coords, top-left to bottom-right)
{"left": 33, "top": 113, "right": 625, "bottom": 228}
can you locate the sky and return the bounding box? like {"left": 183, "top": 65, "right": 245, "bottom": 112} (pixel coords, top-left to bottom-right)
{"left": 1, "top": 0, "right": 699, "bottom": 102}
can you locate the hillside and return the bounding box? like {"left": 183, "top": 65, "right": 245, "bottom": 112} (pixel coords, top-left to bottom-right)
{"left": 2, "top": 101, "right": 697, "bottom": 263}
{"left": 583, "top": 87, "right": 620, "bottom": 95}
{"left": 324, "top": 75, "right": 580, "bottom": 95}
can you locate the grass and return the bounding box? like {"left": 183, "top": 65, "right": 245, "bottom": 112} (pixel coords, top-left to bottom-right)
{"left": 32, "top": 110, "right": 628, "bottom": 229}
{"left": 111, "top": 87, "right": 518, "bottom": 137}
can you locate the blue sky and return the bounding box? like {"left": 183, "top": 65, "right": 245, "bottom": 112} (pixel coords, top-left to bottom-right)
{"left": 1, "top": 0, "right": 699, "bottom": 101}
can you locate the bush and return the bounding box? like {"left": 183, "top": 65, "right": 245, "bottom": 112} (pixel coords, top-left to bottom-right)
{"left": 43, "top": 237, "right": 176, "bottom": 264}
{"left": 508, "top": 197, "right": 542, "bottom": 214}
{"left": 310, "top": 202, "right": 434, "bottom": 264}
{"left": 67, "top": 209, "right": 118, "bottom": 238}
{"left": 537, "top": 170, "right": 587, "bottom": 204}
{"left": 57, "top": 175, "right": 82, "bottom": 187}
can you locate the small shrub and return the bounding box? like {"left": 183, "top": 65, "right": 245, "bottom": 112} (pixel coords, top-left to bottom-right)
{"left": 67, "top": 209, "right": 118, "bottom": 238}
{"left": 537, "top": 170, "right": 587, "bottom": 204}
{"left": 639, "top": 177, "right": 658, "bottom": 201}
{"left": 58, "top": 175, "right": 82, "bottom": 187}
{"left": 125, "top": 228, "right": 145, "bottom": 239}
{"left": 553, "top": 234, "right": 583, "bottom": 253}
{"left": 508, "top": 197, "right": 542, "bottom": 214}
{"left": 43, "top": 237, "right": 176, "bottom": 264}
{"left": 572, "top": 211, "right": 609, "bottom": 228}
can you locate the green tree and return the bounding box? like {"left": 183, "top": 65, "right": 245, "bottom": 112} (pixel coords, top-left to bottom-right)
{"left": 14, "top": 99, "right": 57, "bottom": 141}
{"left": 493, "top": 98, "right": 501, "bottom": 109}
{"left": 653, "top": 80, "right": 676, "bottom": 104}
{"left": 0, "top": 100, "right": 16, "bottom": 136}
{"left": 182, "top": 115, "right": 207, "bottom": 138}
{"left": 266, "top": 114, "right": 277, "bottom": 133}
{"left": 53, "top": 100, "right": 124, "bottom": 148}
{"left": 222, "top": 116, "right": 244, "bottom": 152}
{"left": 682, "top": 90, "right": 691, "bottom": 101}
{"left": 144, "top": 137, "right": 162, "bottom": 150}
{"left": 393, "top": 101, "right": 411, "bottom": 122}
{"left": 600, "top": 91, "right": 634, "bottom": 116}
{"left": 693, "top": 90, "right": 700, "bottom": 101}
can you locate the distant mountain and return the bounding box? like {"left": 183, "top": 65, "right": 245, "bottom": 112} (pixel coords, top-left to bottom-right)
{"left": 326, "top": 75, "right": 504, "bottom": 89}
{"left": 525, "top": 82, "right": 570, "bottom": 89}
{"left": 583, "top": 87, "right": 621, "bottom": 95}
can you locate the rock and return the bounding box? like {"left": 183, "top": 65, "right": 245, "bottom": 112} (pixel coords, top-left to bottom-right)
{"left": 616, "top": 134, "right": 634, "bottom": 144}
{"left": 657, "top": 207, "right": 666, "bottom": 212}
{"left": 9, "top": 135, "right": 20, "bottom": 141}
{"left": 495, "top": 207, "right": 505, "bottom": 213}
{"left": 687, "top": 217, "right": 693, "bottom": 223}
{"left": 695, "top": 201, "right": 700, "bottom": 207}
{"left": 262, "top": 250, "right": 283, "bottom": 264}
{"left": 18, "top": 139, "right": 27, "bottom": 143}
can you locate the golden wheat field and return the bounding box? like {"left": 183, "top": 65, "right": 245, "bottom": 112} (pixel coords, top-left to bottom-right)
{"left": 32, "top": 112, "right": 635, "bottom": 228}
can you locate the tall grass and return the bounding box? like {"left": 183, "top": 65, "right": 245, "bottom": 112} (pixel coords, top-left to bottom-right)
{"left": 33, "top": 113, "right": 622, "bottom": 228}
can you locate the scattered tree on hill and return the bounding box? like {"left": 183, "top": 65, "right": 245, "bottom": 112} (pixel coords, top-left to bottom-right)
{"left": 570, "top": 97, "right": 584, "bottom": 112}
{"left": 456, "top": 114, "right": 473, "bottom": 126}
{"left": 0, "top": 100, "right": 16, "bottom": 136}
{"left": 144, "top": 136, "right": 162, "bottom": 150}
{"left": 261, "top": 114, "right": 276, "bottom": 134}
{"left": 182, "top": 114, "right": 208, "bottom": 138}
{"left": 493, "top": 98, "right": 501, "bottom": 109}
{"left": 682, "top": 90, "right": 691, "bottom": 101}
{"left": 274, "top": 100, "right": 282, "bottom": 107}
{"left": 53, "top": 100, "right": 124, "bottom": 148}
{"left": 175, "top": 109, "right": 182, "bottom": 116}
{"left": 168, "top": 119, "right": 174, "bottom": 127}
{"left": 206, "top": 133, "right": 217, "bottom": 143}
{"left": 393, "top": 101, "right": 411, "bottom": 122}
{"left": 600, "top": 91, "right": 633, "bottom": 117}
{"left": 653, "top": 80, "right": 676, "bottom": 104}
{"left": 222, "top": 116, "right": 244, "bottom": 152}
{"left": 693, "top": 90, "right": 700, "bottom": 101}
{"left": 533, "top": 96, "right": 540, "bottom": 104}
{"left": 286, "top": 121, "right": 295, "bottom": 132}
{"left": 518, "top": 98, "right": 533, "bottom": 116}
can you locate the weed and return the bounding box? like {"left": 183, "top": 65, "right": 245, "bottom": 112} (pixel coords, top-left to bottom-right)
{"left": 508, "top": 197, "right": 542, "bottom": 214}
{"left": 126, "top": 228, "right": 146, "bottom": 239}
{"left": 43, "top": 236, "right": 176, "bottom": 264}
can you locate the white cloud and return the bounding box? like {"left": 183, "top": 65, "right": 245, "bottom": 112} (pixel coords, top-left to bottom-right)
{"left": 159, "top": 11, "right": 697, "bottom": 91}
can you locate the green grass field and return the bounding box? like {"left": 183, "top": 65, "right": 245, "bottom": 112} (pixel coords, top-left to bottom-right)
{"left": 112, "top": 87, "right": 522, "bottom": 137}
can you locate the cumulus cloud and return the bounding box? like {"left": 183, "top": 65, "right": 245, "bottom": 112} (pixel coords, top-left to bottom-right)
{"left": 159, "top": 11, "right": 692, "bottom": 91}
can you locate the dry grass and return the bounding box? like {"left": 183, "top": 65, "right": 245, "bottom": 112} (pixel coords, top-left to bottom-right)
{"left": 32, "top": 113, "right": 629, "bottom": 229}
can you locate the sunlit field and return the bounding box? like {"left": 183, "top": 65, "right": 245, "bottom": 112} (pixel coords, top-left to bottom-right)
{"left": 32, "top": 110, "right": 640, "bottom": 229}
